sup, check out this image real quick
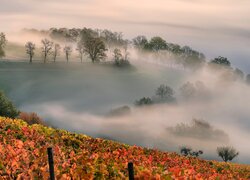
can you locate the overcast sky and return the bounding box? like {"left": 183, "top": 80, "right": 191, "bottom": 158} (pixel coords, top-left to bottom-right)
{"left": 1, "top": 0, "right": 250, "bottom": 71}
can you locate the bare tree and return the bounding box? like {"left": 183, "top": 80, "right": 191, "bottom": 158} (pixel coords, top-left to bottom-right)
{"left": 217, "top": 146, "right": 239, "bottom": 162}
{"left": 83, "top": 36, "right": 107, "bottom": 63}
{"left": 41, "top": 38, "right": 53, "bottom": 63}
{"left": 0, "top": 32, "right": 7, "bottom": 58}
{"left": 63, "top": 45, "right": 72, "bottom": 63}
{"left": 76, "top": 41, "right": 84, "bottom": 63}
{"left": 53, "top": 44, "right": 61, "bottom": 63}
{"left": 25, "top": 42, "right": 36, "bottom": 63}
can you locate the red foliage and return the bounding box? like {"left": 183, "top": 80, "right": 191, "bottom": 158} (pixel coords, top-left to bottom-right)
{"left": 0, "top": 117, "right": 249, "bottom": 179}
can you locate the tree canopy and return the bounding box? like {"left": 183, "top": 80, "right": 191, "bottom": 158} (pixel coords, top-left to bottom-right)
{"left": 0, "top": 32, "right": 7, "bottom": 58}
{"left": 83, "top": 36, "right": 107, "bottom": 63}
{"left": 217, "top": 146, "right": 239, "bottom": 162}
{"left": 210, "top": 56, "right": 231, "bottom": 67}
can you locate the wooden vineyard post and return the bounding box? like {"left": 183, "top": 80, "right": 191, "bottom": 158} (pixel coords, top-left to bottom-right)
{"left": 128, "top": 162, "right": 134, "bottom": 180}
{"left": 47, "top": 147, "right": 55, "bottom": 180}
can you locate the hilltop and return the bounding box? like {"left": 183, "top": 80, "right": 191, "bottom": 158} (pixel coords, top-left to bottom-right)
{"left": 0, "top": 117, "right": 249, "bottom": 179}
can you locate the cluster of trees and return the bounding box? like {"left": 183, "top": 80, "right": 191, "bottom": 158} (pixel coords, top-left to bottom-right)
{"left": 132, "top": 35, "right": 206, "bottom": 69}
{"left": 167, "top": 119, "right": 229, "bottom": 142}
{"left": 24, "top": 29, "right": 131, "bottom": 66}
{"left": 135, "top": 81, "right": 208, "bottom": 106}
{"left": 209, "top": 56, "right": 250, "bottom": 83}
{"left": 180, "top": 146, "right": 239, "bottom": 162}
{"left": 21, "top": 28, "right": 132, "bottom": 66}
{"left": 135, "top": 84, "right": 175, "bottom": 106}
{"left": 24, "top": 36, "right": 108, "bottom": 64}
{"left": 2, "top": 29, "right": 250, "bottom": 80}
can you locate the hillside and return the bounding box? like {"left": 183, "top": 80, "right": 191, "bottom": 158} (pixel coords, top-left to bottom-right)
{"left": 0, "top": 117, "right": 249, "bottom": 179}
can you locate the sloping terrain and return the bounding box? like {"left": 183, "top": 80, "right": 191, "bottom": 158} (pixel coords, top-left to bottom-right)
{"left": 0, "top": 117, "right": 249, "bottom": 179}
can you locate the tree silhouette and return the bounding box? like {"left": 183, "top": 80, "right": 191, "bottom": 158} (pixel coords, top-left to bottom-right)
{"left": 25, "top": 42, "right": 36, "bottom": 63}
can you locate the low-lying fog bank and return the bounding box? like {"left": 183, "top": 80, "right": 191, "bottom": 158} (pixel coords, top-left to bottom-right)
{"left": 0, "top": 61, "right": 250, "bottom": 164}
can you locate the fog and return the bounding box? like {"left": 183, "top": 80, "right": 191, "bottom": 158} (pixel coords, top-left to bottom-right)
{"left": 1, "top": 0, "right": 250, "bottom": 164}
{"left": 0, "top": 57, "right": 250, "bottom": 164}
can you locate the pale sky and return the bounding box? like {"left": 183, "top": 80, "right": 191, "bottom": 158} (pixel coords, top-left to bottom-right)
{"left": 1, "top": 0, "right": 250, "bottom": 71}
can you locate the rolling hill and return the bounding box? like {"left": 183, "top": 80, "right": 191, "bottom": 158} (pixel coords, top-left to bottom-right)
{"left": 0, "top": 117, "right": 249, "bottom": 179}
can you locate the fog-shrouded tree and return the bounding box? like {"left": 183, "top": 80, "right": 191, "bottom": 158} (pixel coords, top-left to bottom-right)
{"left": 113, "top": 48, "right": 130, "bottom": 67}
{"left": 155, "top": 84, "right": 175, "bottom": 102}
{"left": 145, "top": 36, "right": 168, "bottom": 52}
{"left": 63, "top": 45, "right": 72, "bottom": 63}
{"left": 0, "top": 91, "right": 19, "bottom": 118}
{"left": 210, "top": 56, "right": 231, "bottom": 67}
{"left": 76, "top": 41, "right": 85, "bottom": 63}
{"left": 25, "top": 42, "right": 36, "bottom": 63}
{"left": 246, "top": 74, "right": 250, "bottom": 84}
{"left": 0, "top": 32, "right": 7, "bottom": 58}
{"left": 41, "top": 38, "right": 54, "bottom": 63}
{"left": 132, "top": 35, "right": 148, "bottom": 50}
{"left": 217, "top": 146, "right": 239, "bottom": 162}
{"left": 83, "top": 36, "right": 107, "bottom": 63}
{"left": 234, "top": 68, "right": 244, "bottom": 81}
{"left": 180, "top": 82, "right": 196, "bottom": 99}
{"left": 113, "top": 48, "right": 122, "bottom": 64}
{"left": 53, "top": 43, "right": 61, "bottom": 62}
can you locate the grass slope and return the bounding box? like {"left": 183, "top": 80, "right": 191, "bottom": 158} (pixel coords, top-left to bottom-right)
{"left": 0, "top": 117, "right": 249, "bottom": 179}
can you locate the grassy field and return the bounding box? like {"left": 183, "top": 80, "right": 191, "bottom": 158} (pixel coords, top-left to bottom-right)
{"left": 0, "top": 117, "right": 250, "bottom": 179}
{"left": 0, "top": 61, "right": 186, "bottom": 113}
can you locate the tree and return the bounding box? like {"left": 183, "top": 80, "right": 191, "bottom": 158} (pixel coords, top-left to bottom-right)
{"left": 217, "top": 146, "right": 239, "bottom": 162}
{"left": 234, "top": 68, "right": 244, "bottom": 81}
{"left": 155, "top": 84, "right": 175, "bottom": 102}
{"left": 179, "top": 82, "right": 196, "bottom": 99}
{"left": 83, "top": 36, "right": 107, "bottom": 63}
{"left": 63, "top": 45, "right": 72, "bottom": 63}
{"left": 145, "top": 36, "right": 168, "bottom": 52}
{"left": 0, "top": 91, "right": 19, "bottom": 118}
{"left": 76, "top": 41, "right": 85, "bottom": 63}
{"left": 135, "top": 97, "right": 153, "bottom": 106}
{"left": 113, "top": 48, "right": 130, "bottom": 67}
{"left": 25, "top": 42, "right": 35, "bottom": 63}
{"left": 113, "top": 48, "right": 122, "bottom": 64}
{"left": 210, "top": 56, "right": 231, "bottom": 67}
{"left": 246, "top": 74, "right": 250, "bottom": 84}
{"left": 53, "top": 44, "right": 61, "bottom": 62}
{"left": 0, "top": 32, "right": 7, "bottom": 58}
{"left": 132, "top": 35, "right": 148, "bottom": 50}
{"left": 41, "top": 38, "right": 54, "bottom": 63}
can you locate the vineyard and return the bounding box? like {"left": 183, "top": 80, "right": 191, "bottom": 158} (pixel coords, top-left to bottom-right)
{"left": 0, "top": 117, "right": 249, "bottom": 179}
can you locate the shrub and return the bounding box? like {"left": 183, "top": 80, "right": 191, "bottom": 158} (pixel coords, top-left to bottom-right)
{"left": 180, "top": 146, "right": 203, "bottom": 157}
{"left": 135, "top": 97, "right": 153, "bottom": 106}
{"left": 18, "top": 112, "right": 47, "bottom": 126}
{"left": 108, "top": 106, "right": 131, "bottom": 117}
{"left": 0, "top": 91, "right": 19, "bottom": 118}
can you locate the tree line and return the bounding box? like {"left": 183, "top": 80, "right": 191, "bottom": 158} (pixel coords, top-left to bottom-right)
{"left": 1, "top": 29, "right": 250, "bottom": 80}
